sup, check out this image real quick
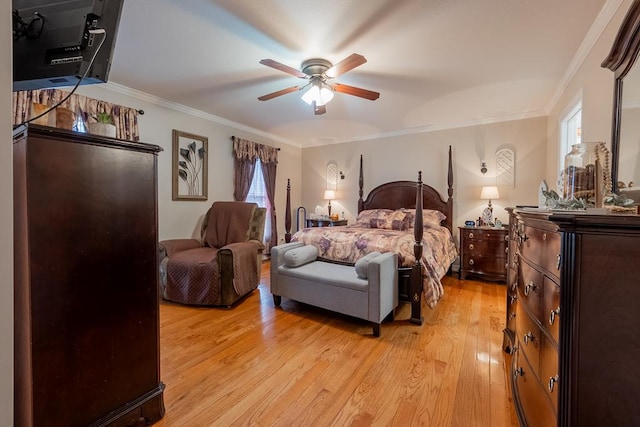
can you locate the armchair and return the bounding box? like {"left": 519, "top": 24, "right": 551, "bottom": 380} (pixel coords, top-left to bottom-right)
{"left": 159, "top": 201, "right": 266, "bottom": 306}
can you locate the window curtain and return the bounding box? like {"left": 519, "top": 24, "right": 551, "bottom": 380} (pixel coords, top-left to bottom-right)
{"left": 12, "top": 88, "right": 140, "bottom": 141}
{"left": 232, "top": 136, "right": 279, "bottom": 251}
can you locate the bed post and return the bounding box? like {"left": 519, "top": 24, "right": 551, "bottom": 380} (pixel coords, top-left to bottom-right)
{"left": 285, "top": 179, "right": 292, "bottom": 243}
{"left": 446, "top": 145, "right": 454, "bottom": 232}
{"left": 410, "top": 171, "right": 424, "bottom": 325}
{"left": 357, "top": 154, "right": 364, "bottom": 212}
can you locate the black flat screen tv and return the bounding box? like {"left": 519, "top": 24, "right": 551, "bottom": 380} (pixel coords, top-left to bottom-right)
{"left": 13, "top": 0, "right": 125, "bottom": 91}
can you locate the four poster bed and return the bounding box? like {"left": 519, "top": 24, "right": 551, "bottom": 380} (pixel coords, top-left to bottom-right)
{"left": 283, "top": 146, "right": 457, "bottom": 324}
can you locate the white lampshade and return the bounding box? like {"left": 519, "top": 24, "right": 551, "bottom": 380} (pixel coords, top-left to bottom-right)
{"left": 480, "top": 186, "right": 500, "bottom": 200}
{"left": 302, "top": 84, "right": 334, "bottom": 106}
{"left": 323, "top": 189, "right": 336, "bottom": 200}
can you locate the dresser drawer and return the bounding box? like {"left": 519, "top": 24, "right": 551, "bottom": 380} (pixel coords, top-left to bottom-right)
{"left": 518, "top": 259, "right": 543, "bottom": 321}
{"left": 516, "top": 302, "right": 541, "bottom": 378}
{"left": 542, "top": 277, "right": 560, "bottom": 343}
{"left": 513, "top": 348, "right": 557, "bottom": 427}
{"left": 540, "top": 335, "right": 559, "bottom": 411}
{"left": 520, "top": 225, "right": 561, "bottom": 280}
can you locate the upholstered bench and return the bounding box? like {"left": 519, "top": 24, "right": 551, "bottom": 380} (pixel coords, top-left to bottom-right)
{"left": 270, "top": 242, "right": 398, "bottom": 337}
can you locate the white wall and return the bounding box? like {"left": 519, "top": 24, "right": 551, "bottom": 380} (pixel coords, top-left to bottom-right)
{"left": 300, "top": 116, "right": 548, "bottom": 242}
{"left": 73, "top": 84, "right": 302, "bottom": 243}
{"left": 1, "top": 2, "right": 13, "bottom": 425}
{"left": 546, "top": 0, "right": 632, "bottom": 186}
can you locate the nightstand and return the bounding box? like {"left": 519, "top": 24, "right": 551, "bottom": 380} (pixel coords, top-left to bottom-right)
{"left": 458, "top": 226, "right": 507, "bottom": 282}
{"left": 306, "top": 218, "right": 348, "bottom": 227}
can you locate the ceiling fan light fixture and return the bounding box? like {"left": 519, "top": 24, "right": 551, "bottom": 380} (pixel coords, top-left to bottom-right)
{"left": 302, "top": 83, "right": 334, "bottom": 106}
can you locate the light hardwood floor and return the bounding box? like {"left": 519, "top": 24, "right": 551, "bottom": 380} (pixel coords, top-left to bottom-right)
{"left": 155, "top": 263, "right": 519, "bottom": 426}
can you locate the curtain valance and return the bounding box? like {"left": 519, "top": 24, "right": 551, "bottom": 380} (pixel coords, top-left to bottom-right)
{"left": 12, "top": 88, "right": 140, "bottom": 141}
{"left": 232, "top": 136, "right": 278, "bottom": 164}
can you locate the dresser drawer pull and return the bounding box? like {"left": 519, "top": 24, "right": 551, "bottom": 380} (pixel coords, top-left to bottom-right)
{"left": 514, "top": 367, "right": 524, "bottom": 380}
{"left": 518, "top": 233, "right": 529, "bottom": 245}
{"left": 556, "top": 254, "right": 561, "bottom": 271}
{"left": 487, "top": 233, "right": 491, "bottom": 238}
{"left": 509, "top": 295, "right": 517, "bottom": 304}
{"left": 524, "top": 282, "right": 537, "bottom": 296}
{"left": 523, "top": 331, "right": 535, "bottom": 344}
{"left": 510, "top": 312, "right": 516, "bottom": 319}
{"left": 468, "top": 243, "right": 474, "bottom": 250}
{"left": 510, "top": 282, "right": 517, "bottom": 292}
{"left": 469, "top": 232, "right": 474, "bottom": 239}
{"left": 543, "top": 233, "right": 547, "bottom": 240}
{"left": 468, "top": 259, "right": 475, "bottom": 266}
{"left": 505, "top": 247, "right": 509, "bottom": 254}
{"left": 548, "top": 375, "right": 559, "bottom": 393}
{"left": 549, "top": 307, "right": 560, "bottom": 325}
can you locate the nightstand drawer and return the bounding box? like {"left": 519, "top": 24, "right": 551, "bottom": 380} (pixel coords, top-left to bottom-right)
{"left": 461, "top": 227, "right": 507, "bottom": 242}
{"left": 459, "top": 226, "right": 508, "bottom": 282}
{"left": 462, "top": 254, "right": 506, "bottom": 275}
{"left": 462, "top": 239, "right": 506, "bottom": 254}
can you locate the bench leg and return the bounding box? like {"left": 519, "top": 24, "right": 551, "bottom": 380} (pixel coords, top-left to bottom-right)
{"left": 372, "top": 323, "right": 380, "bottom": 337}
{"left": 273, "top": 295, "right": 281, "bottom": 306}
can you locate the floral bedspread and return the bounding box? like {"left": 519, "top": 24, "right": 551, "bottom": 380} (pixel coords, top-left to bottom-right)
{"left": 291, "top": 224, "right": 458, "bottom": 308}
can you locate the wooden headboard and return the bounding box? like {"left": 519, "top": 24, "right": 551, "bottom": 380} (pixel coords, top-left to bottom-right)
{"left": 357, "top": 146, "right": 454, "bottom": 232}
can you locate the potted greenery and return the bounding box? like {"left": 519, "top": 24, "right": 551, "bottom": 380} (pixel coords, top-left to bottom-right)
{"left": 88, "top": 112, "right": 116, "bottom": 138}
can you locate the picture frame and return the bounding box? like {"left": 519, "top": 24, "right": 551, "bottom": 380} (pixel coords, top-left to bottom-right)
{"left": 172, "top": 129, "right": 208, "bottom": 201}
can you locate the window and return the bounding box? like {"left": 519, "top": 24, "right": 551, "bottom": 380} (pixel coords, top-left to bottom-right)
{"left": 245, "top": 159, "right": 271, "bottom": 249}
{"left": 559, "top": 100, "right": 582, "bottom": 190}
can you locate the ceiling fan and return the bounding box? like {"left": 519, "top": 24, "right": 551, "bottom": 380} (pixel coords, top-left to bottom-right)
{"left": 257, "top": 53, "right": 380, "bottom": 115}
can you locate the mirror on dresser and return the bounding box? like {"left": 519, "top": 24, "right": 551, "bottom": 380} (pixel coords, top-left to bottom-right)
{"left": 602, "top": 0, "right": 640, "bottom": 202}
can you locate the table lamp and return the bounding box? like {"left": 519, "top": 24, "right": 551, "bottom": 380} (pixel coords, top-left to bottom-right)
{"left": 480, "top": 186, "right": 500, "bottom": 225}
{"left": 323, "top": 189, "right": 335, "bottom": 216}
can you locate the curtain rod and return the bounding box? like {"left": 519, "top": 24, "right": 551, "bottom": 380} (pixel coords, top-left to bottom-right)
{"left": 230, "top": 135, "right": 280, "bottom": 150}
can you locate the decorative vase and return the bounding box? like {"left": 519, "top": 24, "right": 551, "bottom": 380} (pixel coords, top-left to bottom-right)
{"left": 562, "top": 142, "right": 596, "bottom": 201}
{"left": 88, "top": 122, "right": 116, "bottom": 138}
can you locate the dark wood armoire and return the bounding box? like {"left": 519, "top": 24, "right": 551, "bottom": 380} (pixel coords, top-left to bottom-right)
{"left": 13, "top": 124, "right": 165, "bottom": 426}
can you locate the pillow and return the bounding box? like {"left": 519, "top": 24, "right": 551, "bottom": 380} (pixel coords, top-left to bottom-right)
{"left": 400, "top": 208, "right": 446, "bottom": 228}
{"left": 355, "top": 209, "right": 393, "bottom": 227}
{"left": 354, "top": 251, "right": 382, "bottom": 279}
{"left": 284, "top": 245, "right": 318, "bottom": 268}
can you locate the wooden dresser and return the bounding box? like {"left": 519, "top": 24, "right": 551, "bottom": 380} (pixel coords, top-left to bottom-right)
{"left": 503, "top": 209, "right": 640, "bottom": 426}
{"left": 458, "top": 226, "right": 508, "bottom": 282}
{"left": 14, "top": 125, "right": 165, "bottom": 426}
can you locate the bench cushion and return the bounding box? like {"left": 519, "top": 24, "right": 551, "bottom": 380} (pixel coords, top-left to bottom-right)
{"left": 354, "top": 251, "right": 382, "bottom": 279}
{"left": 284, "top": 245, "right": 318, "bottom": 267}
{"left": 277, "top": 261, "right": 367, "bottom": 292}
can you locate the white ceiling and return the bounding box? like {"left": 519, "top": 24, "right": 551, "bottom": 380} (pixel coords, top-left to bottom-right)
{"left": 107, "top": 0, "right": 613, "bottom": 147}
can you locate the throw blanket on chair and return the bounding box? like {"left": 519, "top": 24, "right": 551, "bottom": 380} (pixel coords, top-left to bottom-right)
{"left": 166, "top": 247, "right": 221, "bottom": 305}
{"left": 165, "top": 202, "right": 262, "bottom": 305}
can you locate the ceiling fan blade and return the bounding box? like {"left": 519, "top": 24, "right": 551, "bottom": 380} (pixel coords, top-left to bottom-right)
{"left": 313, "top": 102, "right": 327, "bottom": 115}
{"left": 325, "top": 53, "right": 367, "bottom": 78}
{"left": 259, "top": 59, "right": 308, "bottom": 78}
{"left": 333, "top": 83, "right": 380, "bottom": 100}
{"left": 258, "top": 86, "right": 302, "bottom": 101}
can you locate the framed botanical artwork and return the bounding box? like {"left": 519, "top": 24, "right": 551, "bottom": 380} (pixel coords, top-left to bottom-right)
{"left": 172, "top": 129, "right": 208, "bottom": 200}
